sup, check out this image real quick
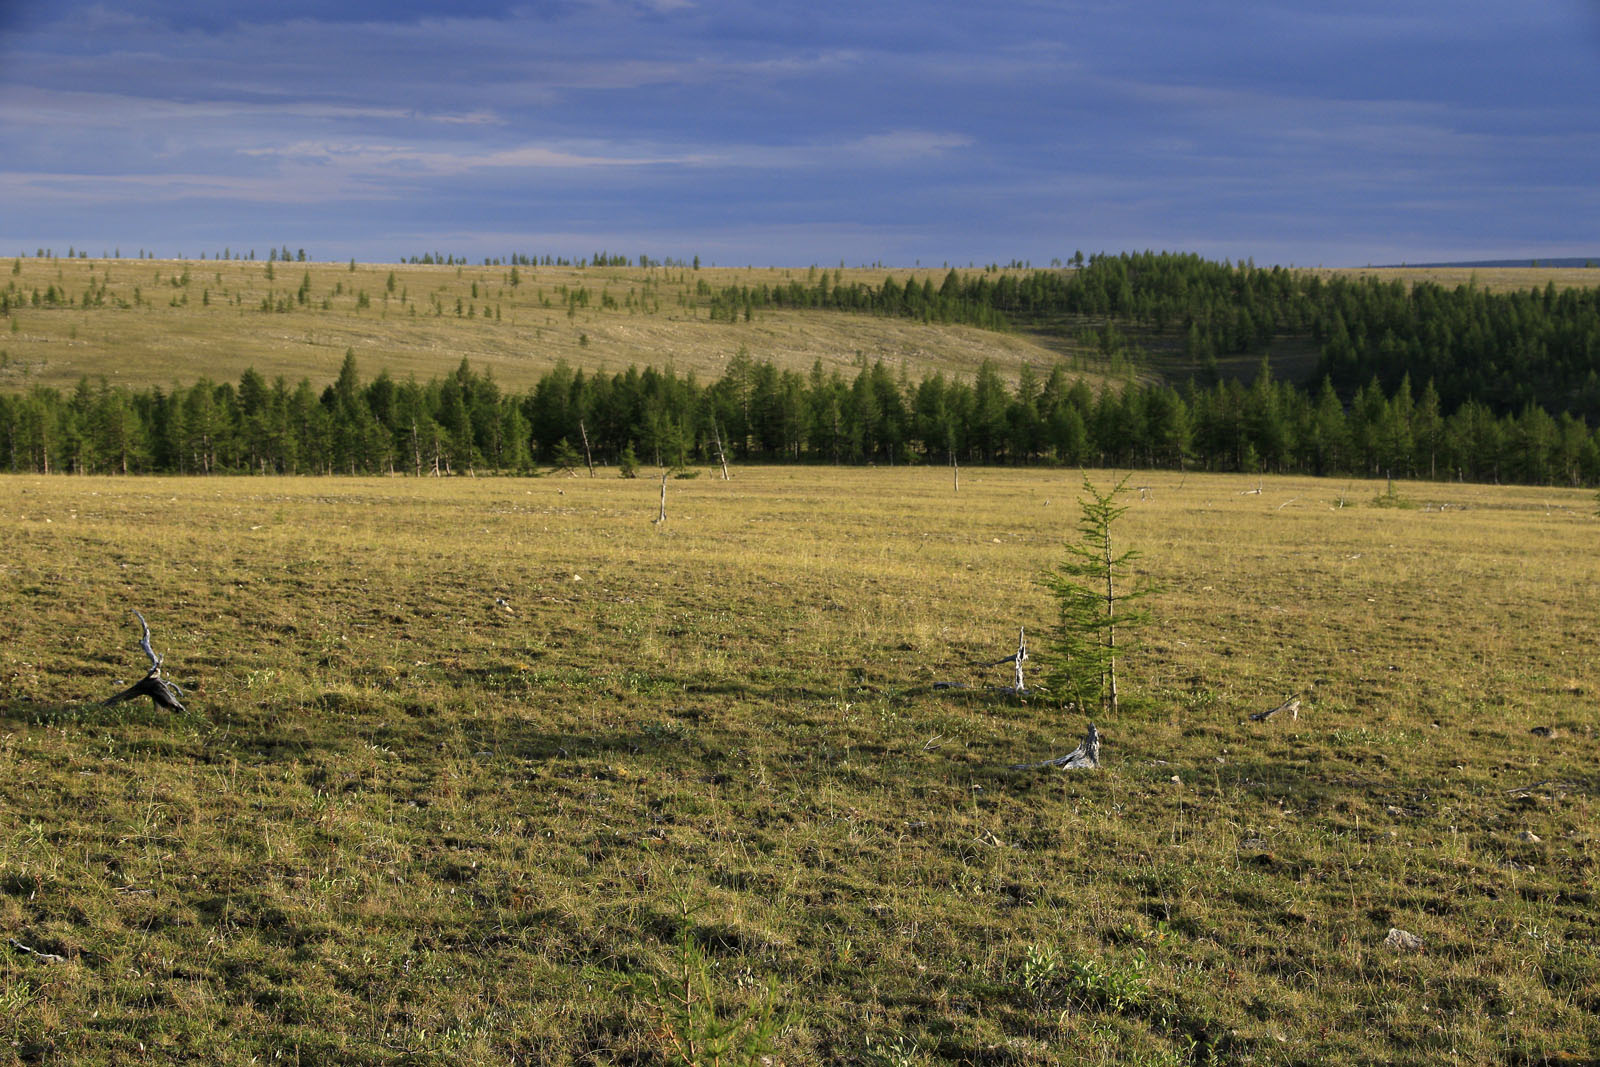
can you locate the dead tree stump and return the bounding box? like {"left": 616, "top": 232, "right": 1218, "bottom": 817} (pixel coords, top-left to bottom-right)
{"left": 1010, "top": 722, "right": 1100, "bottom": 770}
{"left": 103, "top": 612, "right": 187, "bottom": 713}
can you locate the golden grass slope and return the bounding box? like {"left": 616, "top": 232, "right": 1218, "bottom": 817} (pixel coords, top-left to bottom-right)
{"left": 0, "top": 259, "right": 1070, "bottom": 393}
{"left": 4, "top": 255, "right": 1595, "bottom": 394}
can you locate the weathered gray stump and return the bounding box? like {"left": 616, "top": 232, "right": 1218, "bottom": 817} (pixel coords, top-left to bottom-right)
{"left": 1010, "top": 722, "right": 1100, "bottom": 770}
{"left": 103, "top": 611, "right": 187, "bottom": 713}
{"left": 1249, "top": 697, "right": 1300, "bottom": 722}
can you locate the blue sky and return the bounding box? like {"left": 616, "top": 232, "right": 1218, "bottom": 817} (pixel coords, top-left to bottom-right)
{"left": 2, "top": 1, "right": 1597, "bottom": 268}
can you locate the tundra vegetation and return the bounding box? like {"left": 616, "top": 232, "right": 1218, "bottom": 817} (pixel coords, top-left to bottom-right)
{"left": 1, "top": 468, "right": 1596, "bottom": 1065}
{"left": 4, "top": 252, "right": 1600, "bottom": 485}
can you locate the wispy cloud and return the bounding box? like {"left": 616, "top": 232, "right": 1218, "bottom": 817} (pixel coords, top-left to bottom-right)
{"left": 239, "top": 138, "right": 704, "bottom": 174}
{"left": 1, "top": 0, "right": 1596, "bottom": 265}
{"left": 0, "top": 87, "right": 504, "bottom": 129}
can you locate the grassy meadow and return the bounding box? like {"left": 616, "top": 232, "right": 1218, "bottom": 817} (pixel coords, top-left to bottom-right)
{"left": 1, "top": 467, "right": 1596, "bottom": 1065}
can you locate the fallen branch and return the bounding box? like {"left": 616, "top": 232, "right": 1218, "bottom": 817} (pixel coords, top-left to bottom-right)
{"left": 1010, "top": 722, "right": 1100, "bottom": 770}
{"left": 925, "top": 627, "right": 1033, "bottom": 698}
{"left": 1504, "top": 779, "right": 1581, "bottom": 795}
{"left": 976, "top": 627, "right": 1029, "bottom": 692}
{"left": 966, "top": 630, "right": 1030, "bottom": 687}
{"left": 103, "top": 611, "right": 187, "bottom": 713}
{"left": 711, "top": 420, "right": 731, "bottom": 481}
{"left": 8, "top": 938, "right": 66, "bottom": 963}
{"left": 578, "top": 418, "right": 596, "bottom": 477}
{"left": 1249, "top": 697, "right": 1300, "bottom": 722}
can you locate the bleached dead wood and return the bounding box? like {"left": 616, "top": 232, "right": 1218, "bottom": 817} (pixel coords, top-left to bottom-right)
{"left": 1382, "top": 928, "right": 1425, "bottom": 952}
{"left": 1249, "top": 697, "right": 1300, "bottom": 722}
{"left": 1504, "top": 779, "right": 1580, "bottom": 795}
{"left": 978, "top": 627, "right": 1028, "bottom": 691}
{"left": 1009, "top": 722, "right": 1100, "bottom": 770}
{"left": 711, "top": 420, "right": 730, "bottom": 481}
{"left": 914, "top": 628, "right": 1036, "bottom": 701}
{"left": 578, "top": 418, "right": 595, "bottom": 477}
{"left": 958, "top": 627, "right": 1029, "bottom": 693}
{"left": 8, "top": 938, "right": 66, "bottom": 963}
{"left": 102, "top": 611, "right": 187, "bottom": 713}
{"left": 653, "top": 472, "right": 668, "bottom": 524}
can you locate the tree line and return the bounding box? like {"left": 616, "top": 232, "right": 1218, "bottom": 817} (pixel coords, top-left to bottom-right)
{"left": 7, "top": 250, "right": 1599, "bottom": 423}
{"left": 3, "top": 351, "right": 1597, "bottom": 486}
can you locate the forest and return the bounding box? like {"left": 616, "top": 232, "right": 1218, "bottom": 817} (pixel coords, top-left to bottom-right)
{"left": 2, "top": 349, "right": 1597, "bottom": 486}
{"left": 693, "top": 253, "right": 1600, "bottom": 422}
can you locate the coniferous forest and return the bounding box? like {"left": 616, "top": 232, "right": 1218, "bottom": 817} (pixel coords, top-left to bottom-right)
{"left": 3, "top": 252, "right": 1599, "bottom": 484}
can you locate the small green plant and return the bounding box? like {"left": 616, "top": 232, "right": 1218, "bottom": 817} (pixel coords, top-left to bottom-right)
{"left": 1040, "top": 473, "right": 1153, "bottom": 714}
{"left": 1370, "top": 475, "right": 1416, "bottom": 509}
{"left": 1013, "top": 944, "right": 1149, "bottom": 1013}
{"left": 550, "top": 438, "right": 582, "bottom": 472}
{"left": 1066, "top": 949, "right": 1149, "bottom": 1012}
{"left": 863, "top": 1034, "right": 929, "bottom": 1066}
{"left": 607, "top": 895, "right": 790, "bottom": 1066}
{"left": 0, "top": 977, "right": 35, "bottom": 1015}
{"left": 619, "top": 442, "right": 640, "bottom": 477}
{"left": 1018, "top": 942, "right": 1064, "bottom": 1003}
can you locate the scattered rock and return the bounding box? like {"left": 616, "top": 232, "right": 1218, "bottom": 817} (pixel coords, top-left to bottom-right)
{"left": 1529, "top": 726, "right": 1561, "bottom": 739}
{"left": 1519, "top": 831, "right": 1541, "bottom": 843}
{"left": 1383, "top": 928, "right": 1425, "bottom": 952}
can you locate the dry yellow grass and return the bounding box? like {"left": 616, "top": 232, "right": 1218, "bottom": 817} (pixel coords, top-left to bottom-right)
{"left": 1, "top": 468, "right": 1596, "bottom": 1064}
{"left": 1, "top": 258, "right": 1069, "bottom": 393}
{"left": 1318, "top": 265, "right": 1600, "bottom": 292}
{"left": 7, "top": 254, "right": 1593, "bottom": 396}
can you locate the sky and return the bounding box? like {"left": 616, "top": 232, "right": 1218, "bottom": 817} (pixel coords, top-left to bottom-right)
{"left": 1, "top": 1, "right": 1597, "bottom": 269}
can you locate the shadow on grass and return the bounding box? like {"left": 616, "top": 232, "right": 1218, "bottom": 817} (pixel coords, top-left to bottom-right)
{"left": 0, "top": 696, "right": 191, "bottom": 731}
{"left": 890, "top": 682, "right": 1031, "bottom": 706}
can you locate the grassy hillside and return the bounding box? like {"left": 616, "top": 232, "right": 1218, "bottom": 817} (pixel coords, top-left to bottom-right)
{"left": 4, "top": 255, "right": 1596, "bottom": 396}
{"left": 2, "top": 468, "right": 1596, "bottom": 1064}
{"left": 0, "top": 258, "right": 1072, "bottom": 394}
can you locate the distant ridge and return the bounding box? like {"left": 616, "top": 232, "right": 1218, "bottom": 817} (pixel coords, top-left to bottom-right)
{"left": 1374, "top": 256, "right": 1600, "bottom": 269}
